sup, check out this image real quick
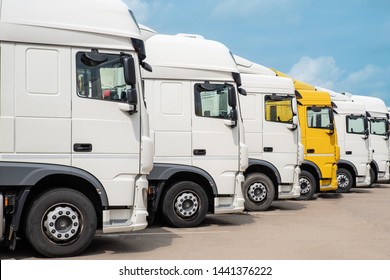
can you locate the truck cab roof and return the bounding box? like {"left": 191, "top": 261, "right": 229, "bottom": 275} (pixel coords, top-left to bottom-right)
{"left": 0, "top": 0, "right": 141, "bottom": 49}
{"left": 142, "top": 34, "right": 239, "bottom": 81}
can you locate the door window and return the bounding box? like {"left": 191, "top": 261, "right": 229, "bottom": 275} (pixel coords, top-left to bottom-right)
{"left": 194, "top": 83, "right": 233, "bottom": 119}
{"left": 76, "top": 52, "right": 132, "bottom": 102}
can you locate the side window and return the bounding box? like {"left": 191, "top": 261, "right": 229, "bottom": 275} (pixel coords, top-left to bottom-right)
{"left": 264, "top": 95, "right": 293, "bottom": 123}
{"left": 346, "top": 115, "right": 365, "bottom": 134}
{"left": 194, "top": 83, "right": 233, "bottom": 119}
{"left": 76, "top": 52, "right": 131, "bottom": 102}
{"left": 307, "top": 107, "right": 331, "bottom": 129}
{"left": 370, "top": 118, "right": 387, "bottom": 135}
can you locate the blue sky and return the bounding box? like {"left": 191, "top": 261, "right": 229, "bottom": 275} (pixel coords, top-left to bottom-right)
{"left": 124, "top": 0, "right": 390, "bottom": 106}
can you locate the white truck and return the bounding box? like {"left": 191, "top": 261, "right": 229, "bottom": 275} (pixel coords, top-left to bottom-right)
{"left": 316, "top": 88, "right": 372, "bottom": 191}
{"left": 350, "top": 95, "right": 390, "bottom": 184}
{"left": 141, "top": 31, "right": 247, "bottom": 227}
{"left": 234, "top": 56, "right": 302, "bottom": 210}
{"left": 0, "top": 0, "right": 153, "bottom": 257}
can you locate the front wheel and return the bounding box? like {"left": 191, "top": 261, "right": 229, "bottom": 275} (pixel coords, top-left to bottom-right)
{"left": 162, "top": 181, "right": 208, "bottom": 228}
{"left": 297, "top": 170, "right": 317, "bottom": 200}
{"left": 25, "top": 188, "right": 97, "bottom": 258}
{"left": 243, "top": 173, "right": 275, "bottom": 211}
{"left": 336, "top": 168, "right": 353, "bottom": 193}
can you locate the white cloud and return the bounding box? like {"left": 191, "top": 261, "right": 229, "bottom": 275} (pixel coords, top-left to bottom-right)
{"left": 287, "top": 56, "right": 390, "bottom": 106}
{"left": 287, "top": 56, "right": 344, "bottom": 89}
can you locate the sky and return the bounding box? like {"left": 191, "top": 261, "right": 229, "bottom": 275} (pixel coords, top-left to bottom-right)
{"left": 124, "top": 0, "right": 390, "bottom": 106}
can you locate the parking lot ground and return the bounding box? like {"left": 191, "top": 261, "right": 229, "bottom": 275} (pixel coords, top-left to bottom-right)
{"left": 1, "top": 184, "right": 390, "bottom": 260}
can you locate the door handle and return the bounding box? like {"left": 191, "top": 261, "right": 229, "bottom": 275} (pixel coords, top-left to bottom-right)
{"left": 307, "top": 149, "right": 315, "bottom": 153}
{"left": 263, "top": 147, "right": 273, "bottom": 152}
{"left": 346, "top": 151, "right": 352, "bottom": 155}
{"left": 74, "top": 143, "right": 92, "bottom": 152}
{"left": 193, "top": 149, "right": 206, "bottom": 156}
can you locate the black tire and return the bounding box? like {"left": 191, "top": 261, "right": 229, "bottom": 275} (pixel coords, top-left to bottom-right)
{"left": 297, "top": 170, "right": 317, "bottom": 200}
{"left": 336, "top": 168, "right": 353, "bottom": 193}
{"left": 369, "top": 167, "right": 377, "bottom": 187}
{"left": 25, "top": 188, "right": 97, "bottom": 258}
{"left": 162, "top": 181, "right": 208, "bottom": 228}
{"left": 243, "top": 173, "right": 275, "bottom": 211}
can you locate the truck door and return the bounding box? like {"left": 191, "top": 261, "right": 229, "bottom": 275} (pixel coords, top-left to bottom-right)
{"left": 345, "top": 114, "right": 370, "bottom": 174}
{"left": 304, "top": 105, "right": 337, "bottom": 182}
{"left": 262, "top": 95, "right": 298, "bottom": 181}
{"left": 370, "top": 117, "right": 389, "bottom": 177}
{"left": 192, "top": 82, "right": 240, "bottom": 195}
{"left": 71, "top": 49, "right": 141, "bottom": 206}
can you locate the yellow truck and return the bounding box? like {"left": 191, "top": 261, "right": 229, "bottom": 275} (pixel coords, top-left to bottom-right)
{"left": 274, "top": 71, "right": 339, "bottom": 199}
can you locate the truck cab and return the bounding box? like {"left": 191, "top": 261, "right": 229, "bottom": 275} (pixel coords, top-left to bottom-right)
{"left": 350, "top": 95, "right": 390, "bottom": 184}
{"left": 273, "top": 71, "right": 339, "bottom": 199}
{"left": 234, "top": 56, "right": 302, "bottom": 210}
{"left": 0, "top": 0, "right": 153, "bottom": 257}
{"left": 141, "top": 32, "right": 247, "bottom": 227}
{"left": 316, "top": 89, "right": 372, "bottom": 191}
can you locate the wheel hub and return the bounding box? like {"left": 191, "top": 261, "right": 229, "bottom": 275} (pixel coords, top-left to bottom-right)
{"left": 44, "top": 206, "right": 80, "bottom": 242}
{"left": 174, "top": 192, "right": 199, "bottom": 218}
{"left": 338, "top": 174, "right": 349, "bottom": 189}
{"left": 248, "top": 182, "right": 267, "bottom": 202}
{"left": 299, "top": 177, "right": 311, "bottom": 194}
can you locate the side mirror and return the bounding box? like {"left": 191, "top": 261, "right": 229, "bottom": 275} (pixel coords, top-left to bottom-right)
{"left": 327, "top": 122, "right": 335, "bottom": 135}
{"left": 224, "top": 108, "right": 238, "bottom": 128}
{"left": 228, "top": 86, "right": 237, "bottom": 108}
{"left": 292, "top": 98, "right": 298, "bottom": 115}
{"left": 238, "top": 87, "right": 247, "bottom": 96}
{"left": 126, "top": 88, "right": 138, "bottom": 115}
{"left": 141, "top": 61, "right": 153, "bottom": 72}
{"left": 122, "top": 56, "right": 137, "bottom": 86}
{"left": 287, "top": 115, "right": 298, "bottom": 131}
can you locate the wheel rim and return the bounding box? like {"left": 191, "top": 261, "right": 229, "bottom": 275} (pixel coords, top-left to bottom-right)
{"left": 43, "top": 204, "right": 81, "bottom": 243}
{"left": 174, "top": 191, "right": 199, "bottom": 218}
{"left": 337, "top": 173, "right": 350, "bottom": 189}
{"left": 247, "top": 182, "right": 267, "bottom": 203}
{"left": 299, "top": 177, "right": 311, "bottom": 195}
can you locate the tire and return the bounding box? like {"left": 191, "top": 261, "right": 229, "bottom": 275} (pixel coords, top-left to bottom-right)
{"left": 369, "top": 167, "right": 377, "bottom": 187}
{"left": 162, "top": 181, "right": 208, "bottom": 228}
{"left": 336, "top": 168, "right": 353, "bottom": 193}
{"left": 25, "top": 188, "right": 97, "bottom": 258}
{"left": 243, "top": 173, "right": 275, "bottom": 211}
{"left": 297, "top": 170, "right": 317, "bottom": 200}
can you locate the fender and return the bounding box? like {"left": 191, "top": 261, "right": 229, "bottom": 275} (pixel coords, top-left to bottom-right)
{"left": 246, "top": 158, "right": 282, "bottom": 184}
{"left": 370, "top": 159, "right": 379, "bottom": 174}
{"left": 0, "top": 161, "right": 109, "bottom": 206}
{"left": 301, "top": 160, "right": 322, "bottom": 179}
{"left": 147, "top": 163, "right": 218, "bottom": 194}
{"left": 337, "top": 159, "right": 358, "bottom": 177}
{"left": 147, "top": 163, "right": 218, "bottom": 216}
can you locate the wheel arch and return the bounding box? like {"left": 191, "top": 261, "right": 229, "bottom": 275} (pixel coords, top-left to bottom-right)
{"left": 244, "top": 159, "right": 280, "bottom": 199}
{"left": 300, "top": 160, "right": 321, "bottom": 192}
{"left": 147, "top": 163, "right": 217, "bottom": 214}
{"left": 0, "top": 162, "right": 108, "bottom": 233}
{"left": 337, "top": 159, "right": 357, "bottom": 186}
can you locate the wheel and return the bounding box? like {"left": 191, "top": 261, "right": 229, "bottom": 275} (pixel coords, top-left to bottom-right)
{"left": 336, "top": 168, "right": 353, "bottom": 193}
{"left": 369, "top": 167, "right": 377, "bottom": 187}
{"left": 243, "top": 173, "right": 275, "bottom": 211}
{"left": 297, "top": 170, "right": 317, "bottom": 200}
{"left": 25, "top": 188, "right": 97, "bottom": 257}
{"left": 162, "top": 181, "right": 208, "bottom": 228}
